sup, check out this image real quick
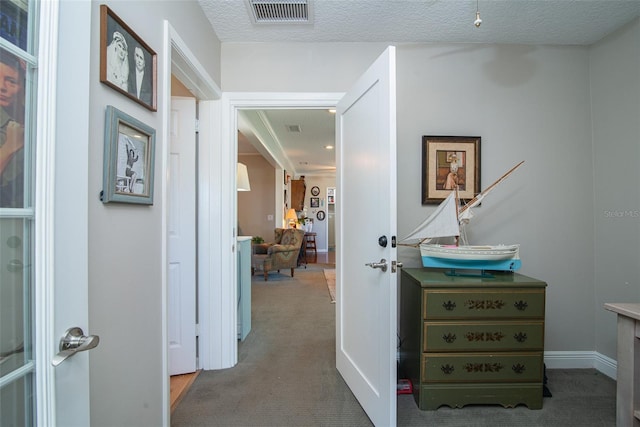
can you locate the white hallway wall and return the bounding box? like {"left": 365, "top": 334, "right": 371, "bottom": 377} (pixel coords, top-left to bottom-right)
{"left": 221, "top": 19, "right": 639, "bottom": 367}
{"left": 395, "top": 42, "right": 596, "bottom": 358}
{"left": 590, "top": 19, "right": 640, "bottom": 361}
{"left": 80, "top": 1, "right": 221, "bottom": 426}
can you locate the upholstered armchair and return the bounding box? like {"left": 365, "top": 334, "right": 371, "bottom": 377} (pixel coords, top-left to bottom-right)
{"left": 253, "top": 228, "right": 305, "bottom": 281}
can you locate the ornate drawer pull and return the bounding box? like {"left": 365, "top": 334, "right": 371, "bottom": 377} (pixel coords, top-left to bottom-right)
{"left": 464, "top": 299, "right": 505, "bottom": 310}
{"left": 512, "top": 363, "right": 526, "bottom": 374}
{"left": 442, "top": 300, "right": 457, "bottom": 311}
{"left": 465, "top": 331, "right": 505, "bottom": 342}
{"left": 441, "top": 364, "right": 455, "bottom": 375}
{"left": 464, "top": 363, "right": 504, "bottom": 373}
{"left": 513, "top": 332, "right": 528, "bottom": 343}
{"left": 514, "top": 300, "right": 529, "bottom": 311}
{"left": 442, "top": 333, "right": 456, "bottom": 343}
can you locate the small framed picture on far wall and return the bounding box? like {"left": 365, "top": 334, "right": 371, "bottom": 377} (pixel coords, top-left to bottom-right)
{"left": 327, "top": 187, "right": 336, "bottom": 205}
{"left": 310, "top": 197, "right": 320, "bottom": 208}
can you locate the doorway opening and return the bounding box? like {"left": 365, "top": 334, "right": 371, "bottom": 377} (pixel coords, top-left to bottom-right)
{"left": 168, "top": 76, "right": 199, "bottom": 412}
{"left": 237, "top": 108, "right": 337, "bottom": 259}
{"left": 224, "top": 93, "right": 343, "bottom": 371}
{"left": 162, "top": 20, "right": 221, "bottom": 424}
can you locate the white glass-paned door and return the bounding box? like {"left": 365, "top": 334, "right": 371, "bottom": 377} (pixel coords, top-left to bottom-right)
{"left": 0, "top": 0, "right": 38, "bottom": 425}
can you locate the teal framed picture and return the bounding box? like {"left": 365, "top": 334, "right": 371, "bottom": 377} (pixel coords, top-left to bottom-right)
{"left": 101, "top": 105, "right": 156, "bottom": 204}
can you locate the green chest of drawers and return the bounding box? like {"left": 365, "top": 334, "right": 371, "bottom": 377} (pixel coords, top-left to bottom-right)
{"left": 399, "top": 268, "right": 547, "bottom": 410}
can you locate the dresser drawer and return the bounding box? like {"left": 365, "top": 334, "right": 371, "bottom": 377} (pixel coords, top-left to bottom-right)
{"left": 423, "top": 289, "right": 545, "bottom": 320}
{"left": 421, "top": 352, "right": 543, "bottom": 383}
{"left": 423, "top": 321, "right": 544, "bottom": 352}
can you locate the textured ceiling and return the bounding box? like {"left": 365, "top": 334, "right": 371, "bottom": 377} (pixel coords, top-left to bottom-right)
{"left": 208, "top": 0, "right": 640, "bottom": 176}
{"left": 200, "top": 0, "right": 640, "bottom": 45}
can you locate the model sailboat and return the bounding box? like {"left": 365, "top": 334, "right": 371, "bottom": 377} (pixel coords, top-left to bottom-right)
{"left": 402, "top": 161, "right": 524, "bottom": 273}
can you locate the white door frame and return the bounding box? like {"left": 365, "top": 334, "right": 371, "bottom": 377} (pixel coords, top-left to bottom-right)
{"left": 161, "top": 21, "right": 220, "bottom": 425}
{"left": 216, "top": 93, "right": 343, "bottom": 366}
{"left": 160, "top": 36, "right": 345, "bottom": 420}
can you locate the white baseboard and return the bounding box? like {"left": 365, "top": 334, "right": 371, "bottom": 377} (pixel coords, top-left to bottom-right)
{"left": 544, "top": 351, "right": 617, "bottom": 379}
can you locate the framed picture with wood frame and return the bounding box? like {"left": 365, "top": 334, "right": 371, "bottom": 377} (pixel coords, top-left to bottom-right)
{"left": 101, "top": 105, "right": 156, "bottom": 204}
{"left": 100, "top": 4, "right": 157, "bottom": 111}
{"left": 422, "top": 135, "right": 481, "bottom": 204}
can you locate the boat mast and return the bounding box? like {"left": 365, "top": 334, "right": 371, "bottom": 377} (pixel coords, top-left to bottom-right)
{"left": 454, "top": 185, "right": 460, "bottom": 246}
{"left": 459, "top": 160, "right": 524, "bottom": 215}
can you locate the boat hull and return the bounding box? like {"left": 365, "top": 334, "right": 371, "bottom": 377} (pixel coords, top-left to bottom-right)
{"left": 420, "top": 244, "right": 522, "bottom": 272}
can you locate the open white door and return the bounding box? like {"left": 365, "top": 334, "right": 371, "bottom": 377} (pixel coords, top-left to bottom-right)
{"left": 168, "top": 96, "right": 197, "bottom": 375}
{"left": 336, "top": 47, "right": 398, "bottom": 426}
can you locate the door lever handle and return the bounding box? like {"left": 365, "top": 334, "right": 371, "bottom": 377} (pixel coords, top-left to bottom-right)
{"left": 365, "top": 258, "right": 388, "bottom": 272}
{"left": 52, "top": 327, "right": 100, "bottom": 367}
{"left": 392, "top": 260, "right": 403, "bottom": 273}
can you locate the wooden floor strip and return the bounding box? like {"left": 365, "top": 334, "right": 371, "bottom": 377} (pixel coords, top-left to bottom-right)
{"left": 170, "top": 370, "right": 201, "bottom": 413}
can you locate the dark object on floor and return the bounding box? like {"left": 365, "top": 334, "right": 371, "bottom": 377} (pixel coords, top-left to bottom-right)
{"left": 543, "top": 363, "right": 553, "bottom": 397}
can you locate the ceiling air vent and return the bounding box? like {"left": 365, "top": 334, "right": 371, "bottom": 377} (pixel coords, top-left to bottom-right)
{"left": 286, "top": 124, "right": 302, "bottom": 133}
{"left": 246, "top": 0, "right": 312, "bottom": 24}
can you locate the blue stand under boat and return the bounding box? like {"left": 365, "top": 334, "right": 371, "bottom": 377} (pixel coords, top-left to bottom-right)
{"left": 421, "top": 256, "right": 522, "bottom": 272}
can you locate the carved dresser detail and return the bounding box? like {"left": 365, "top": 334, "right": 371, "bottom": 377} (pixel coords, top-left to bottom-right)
{"left": 399, "top": 268, "right": 547, "bottom": 410}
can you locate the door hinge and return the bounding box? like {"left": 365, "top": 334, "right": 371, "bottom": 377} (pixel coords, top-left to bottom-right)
{"left": 195, "top": 118, "right": 200, "bottom": 133}
{"left": 195, "top": 323, "right": 200, "bottom": 337}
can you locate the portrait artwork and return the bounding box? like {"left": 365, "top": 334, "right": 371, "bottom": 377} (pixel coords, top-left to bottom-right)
{"left": 100, "top": 5, "right": 157, "bottom": 111}
{"left": 0, "top": 46, "right": 27, "bottom": 208}
{"left": 422, "top": 136, "right": 481, "bottom": 204}
{"left": 115, "top": 123, "right": 147, "bottom": 196}
{"left": 102, "top": 106, "right": 156, "bottom": 205}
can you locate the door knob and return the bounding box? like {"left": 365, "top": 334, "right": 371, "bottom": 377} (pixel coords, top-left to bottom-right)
{"left": 52, "top": 327, "right": 99, "bottom": 367}
{"left": 365, "top": 258, "right": 388, "bottom": 272}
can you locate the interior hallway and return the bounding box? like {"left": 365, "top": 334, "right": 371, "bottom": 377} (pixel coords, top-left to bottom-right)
{"left": 171, "top": 262, "right": 371, "bottom": 426}
{"left": 169, "top": 249, "right": 335, "bottom": 414}
{"left": 171, "top": 251, "right": 615, "bottom": 426}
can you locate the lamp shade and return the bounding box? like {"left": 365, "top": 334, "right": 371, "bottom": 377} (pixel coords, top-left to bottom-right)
{"left": 285, "top": 208, "right": 297, "bottom": 221}
{"left": 285, "top": 208, "right": 298, "bottom": 228}
{"left": 237, "top": 163, "right": 251, "bottom": 191}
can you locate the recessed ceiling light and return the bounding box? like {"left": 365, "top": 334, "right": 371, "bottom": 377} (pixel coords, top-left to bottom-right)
{"left": 325, "top": 145, "right": 334, "bottom": 150}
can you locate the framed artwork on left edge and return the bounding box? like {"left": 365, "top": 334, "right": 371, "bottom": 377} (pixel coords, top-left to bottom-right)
{"left": 101, "top": 105, "right": 156, "bottom": 205}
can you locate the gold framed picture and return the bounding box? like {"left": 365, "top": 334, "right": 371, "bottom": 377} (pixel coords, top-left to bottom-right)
{"left": 422, "top": 135, "right": 481, "bottom": 204}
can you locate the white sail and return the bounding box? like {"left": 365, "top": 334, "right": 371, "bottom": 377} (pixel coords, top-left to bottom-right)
{"left": 401, "top": 192, "right": 459, "bottom": 242}
{"left": 458, "top": 194, "right": 483, "bottom": 223}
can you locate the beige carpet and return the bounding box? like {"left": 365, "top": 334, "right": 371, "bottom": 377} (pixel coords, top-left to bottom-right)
{"left": 323, "top": 269, "right": 336, "bottom": 303}
{"left": 172, "top": 267, "right": 616, "bottom": 427}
